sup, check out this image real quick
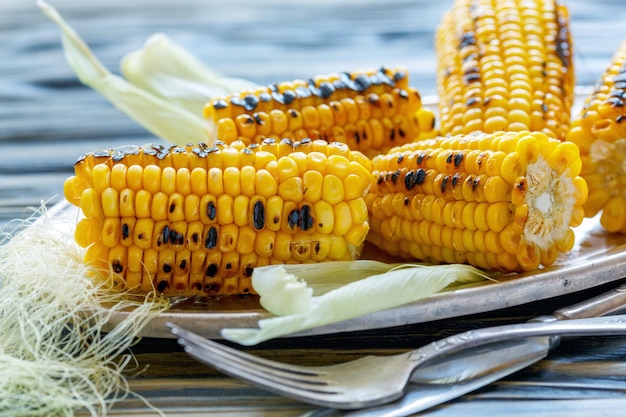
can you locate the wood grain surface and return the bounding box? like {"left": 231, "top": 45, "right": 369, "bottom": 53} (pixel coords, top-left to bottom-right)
{"left": 3, "top": 1, "right": 626, "bottom": 416}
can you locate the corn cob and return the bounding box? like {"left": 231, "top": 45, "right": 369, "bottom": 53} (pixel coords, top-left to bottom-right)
{"left": 567, "top": 38, "right": 626, "bottom": 233}
{"left": 203, "top": 67, "right": 437, "bottom": 158}
{"left": 364, "top": 131, "right": 587, "bottom": 272}
{"left": 435, "top": 0, "right": 574, "bottom": 140}
{"left": 64, "top": 139, "right": 372, "bottom": 296}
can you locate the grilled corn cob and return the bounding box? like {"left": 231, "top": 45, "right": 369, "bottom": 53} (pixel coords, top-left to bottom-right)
{"left": 567, "top": 38, "right": 626, "bottom": 233}
{"left": 64, "top": 139, "right": 372, "bottom": 296}
{"left": 365, "top": 131, "right": 587, "bottom": 272}
{"left": 435, "top": 0, "right": 574, "bottom": 140}
{"left": 204, "top": 67, "right": 437, "bottom": 158}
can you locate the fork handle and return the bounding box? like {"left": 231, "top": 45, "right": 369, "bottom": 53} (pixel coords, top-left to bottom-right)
{"left": 408, "top": 313, "right": 626, "bottom": 365}
{"left": 552, "top": 283, "right": 626, "bottom": 320}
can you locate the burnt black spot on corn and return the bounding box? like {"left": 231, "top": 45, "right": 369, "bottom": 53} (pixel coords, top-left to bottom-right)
{"left": 158, "top": 225, "right": 170, "bottom": 247}
{"left": 391, "top": 169, "right": 401, "bottom": 184}
{"left": 253, "top": 200, "right": 265, "bottom": 230}
{"left": 157, "top": 280, "right": 168, "bottom": 293}
{"left": 205, "top": 264, "right": 218, "bottom": 278}
{"left": 466, "top": 97, "right": 480, "bottom": 107}
{"left": 287, "top": 209, "right": 299, "bottom": 229}
{"left": 435, "top": 0, "right": 574, "bottom": 140}
{"left": 171, "top": 230, "right": 185, "bottom": 246}
{"left": 121, "top": 223, "right": 130, "bottom": 240}
{"left": 299, "top": 205, "right": 314, "bottom": 231}
{"left": 440, "top": 176, "right": 449, "bottom": 193}
{"left": 452, "top": 173, "right": 461, "bottom": 187}
{"left": 213, "top": 99, "right": 228, "bottom": 110}
{"left": 472, "top": 177, "right": 480, "bottom": 191}
{"left": 205, "top": 67, "right": 437, "bottom": 157}
{"left": 415, "top": 169, "right": 427, "bottom": 185}
{"left": 454, "top": 152, "right": 463, "bottom": 167}
{"left": 63, "top": 139, "right": 372, "bottom": 297}
{"left": 112, "top": 260, "right": 123, "bottom": 274}
{"left": 206, "top": 201, "right": 216, "bottom": 220}
{"left": 205, "top": 227, "right": 218, "bottom": 249}
{"left": 404, "top": 170, "right": 416, "bottom": 190}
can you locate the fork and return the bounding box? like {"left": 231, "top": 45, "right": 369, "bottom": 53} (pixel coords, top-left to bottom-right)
{"left": 168, "top": 314, "right": 626, "bottom": 409}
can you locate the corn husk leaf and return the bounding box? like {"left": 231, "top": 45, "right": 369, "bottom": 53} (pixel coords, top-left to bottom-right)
{"left": 38, "top": 0, "right": 225, "bottom": 146}
{"left": 121, "top": 33, "right": 258, "bottom": 116}
{"left": 222, "top": 263, "right": 496, "bottom": 346}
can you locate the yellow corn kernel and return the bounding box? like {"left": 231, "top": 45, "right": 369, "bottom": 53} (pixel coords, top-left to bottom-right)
{"left": 126, "top": 165, "right": 143, "bottom": 191}
{"left": 135, "top": 189, "right": 153, "bottom": 219}
{"left": 74, "top": 217, "right": 102, "bottom": 248}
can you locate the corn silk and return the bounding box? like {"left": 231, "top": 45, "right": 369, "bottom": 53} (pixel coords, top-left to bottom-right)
{"left": 0, "top": 204, "right": 169, "bottom": 417}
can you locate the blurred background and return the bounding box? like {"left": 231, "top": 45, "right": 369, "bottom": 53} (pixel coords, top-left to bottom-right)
{"left": 1, "top": 0, "right": 625, "bottom": 230}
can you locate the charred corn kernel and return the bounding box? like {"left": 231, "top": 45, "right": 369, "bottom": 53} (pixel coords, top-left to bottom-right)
{"left": 64, "top": 140, "right": 371, "bottom": 296}
{"left": 567, "top": 37, "right": 626, "bottom": 233}
{"left": 365, "top": 131, "right": 587, "bottom": 272}
{"left": 204, "top": 67, "right": 437, "bottom": 157}
{"left": 133, "top": 218, "right": 154, "bottom": 250}
{"left": 435, "top": 0, "right": 574, "bottom": 140}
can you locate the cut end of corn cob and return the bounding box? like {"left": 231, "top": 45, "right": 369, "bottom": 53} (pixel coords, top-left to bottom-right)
{"left": 203, "top": 67, "right": 438, "bottom": 158}
{"left": 64, "top": 139, "right": 372, "bottom": 297}
{"left": 365, "top": 130, "right": 587, "bottom": 272}
{"left": 435, "top": 0, "right": 574, "bottom": 139}
{"left": 567, "top": 37, "right": 626, "bottom": 233}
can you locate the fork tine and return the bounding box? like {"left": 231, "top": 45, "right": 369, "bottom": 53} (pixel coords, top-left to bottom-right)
{"left": 181, "top": 341, "right": 341, "bottom": 395}
{"left": 169, "top": 323, "right": 340, "bottom": 394}
{"left": 168, "top": 323, "right": 320, "bottom": 375}
{"left": 179, "top": 335, "right": 331, "bottom": 388}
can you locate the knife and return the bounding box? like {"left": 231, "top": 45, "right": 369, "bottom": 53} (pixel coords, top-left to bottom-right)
{"left": 300, "top": 283, "right": 626, "bottom": 417}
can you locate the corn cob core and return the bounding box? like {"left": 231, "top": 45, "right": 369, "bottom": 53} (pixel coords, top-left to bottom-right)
{"left": 63, "top": 139, "right": 372, "bottom": 296}
{"left": 436, "top": 0, "right": 574, "bottom": 140}
{"left": 203, "top": 67, "right": 438, "bottom": 158}
{"left": 365, "top": 131, "right": 587, "bottom": 272}
{"left": 567, "top": 38, "right": 626, "bottom": 233}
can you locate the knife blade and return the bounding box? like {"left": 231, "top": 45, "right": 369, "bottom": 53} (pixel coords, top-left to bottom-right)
{"left": 300, "top": 283, "right": 626, "bottom": 417}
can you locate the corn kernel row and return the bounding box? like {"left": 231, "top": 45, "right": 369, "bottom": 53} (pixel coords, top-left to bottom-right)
{"left": 204, "top": 67, "right": 438, "bottom": 157}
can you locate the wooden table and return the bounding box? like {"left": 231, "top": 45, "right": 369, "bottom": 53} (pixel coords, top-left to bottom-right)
{"left": 3, "top": 1, "right": 626, "bottom": 416}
